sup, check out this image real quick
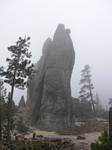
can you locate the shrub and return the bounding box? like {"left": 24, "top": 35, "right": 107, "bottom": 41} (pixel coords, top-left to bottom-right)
{"left": 91, "top": 130, "right": 112, "bottom": 150}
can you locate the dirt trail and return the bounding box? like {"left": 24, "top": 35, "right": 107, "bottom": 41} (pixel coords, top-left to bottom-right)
{"left": 84, "top": 132, "right": 101, "bottom": 145}
{"left": 26, "top": 129, "right": 100, "bottom": 145}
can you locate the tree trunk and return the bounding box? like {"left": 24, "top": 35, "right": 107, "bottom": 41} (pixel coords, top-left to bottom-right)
{"left": 6, "top": 93, "right": 11, "bottom": 143}
{"left": 88, "top": 78, "right": 96, "bottom": 114}
{"left": 0, "top": 83, "right": 2, "bottom": 142}
{"left": 7, "top": 68, "right": 16, "bottom": 142}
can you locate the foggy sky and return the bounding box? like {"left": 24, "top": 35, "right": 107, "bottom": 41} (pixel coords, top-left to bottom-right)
{"left": 0, "top": 0, "right": 112, "bottom": 106}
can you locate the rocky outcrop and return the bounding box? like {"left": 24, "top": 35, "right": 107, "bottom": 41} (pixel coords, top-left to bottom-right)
{"left": 27, "top": 24, "right": 75, "bottom": 130}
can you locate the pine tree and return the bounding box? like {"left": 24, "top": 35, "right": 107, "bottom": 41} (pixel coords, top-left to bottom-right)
{"left": 109, "top": 98, "right": 112, "bottom": 107}
{"left": 0, "top": 36, "right": 33, "bottom": 141}
{"left": 19, "top": 95, "right": 25, "bottom": 108}
{"left": 95, "top": 93, "right": 103, "bottom": 114}
{"left": 91, "top": 130, "right": 112, "bottom": 150}
{"left": 79, "top": 64, "right": 95, "bottom": 114}
{"left": 0, "top": 80, "right": 6, "bottom": 142}
{"left": 95, "top": 93, "right": 100, "bottom": 106}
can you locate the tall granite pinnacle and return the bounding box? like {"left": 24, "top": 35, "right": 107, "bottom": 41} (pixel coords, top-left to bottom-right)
{"left": 27, "top": 24, "right": 75, "bottom": 130}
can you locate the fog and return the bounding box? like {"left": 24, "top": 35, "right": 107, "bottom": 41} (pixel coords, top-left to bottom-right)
{"left": 0, "top": 0, "right": 112, "bottom": 106}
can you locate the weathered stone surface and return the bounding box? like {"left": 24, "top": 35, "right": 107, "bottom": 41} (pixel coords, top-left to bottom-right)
{"left": 27, "top": 24, "right": 75, "bottom": 130}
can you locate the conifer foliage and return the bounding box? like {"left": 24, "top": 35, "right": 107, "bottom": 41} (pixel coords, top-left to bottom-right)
{"left": 1, "top": 36, "right": 33, "bottom": 101}
{"left": 91, "top": 130, "right": 112, "bottom": 150}
{"left": 0, "top": 36, "right": 33, "bottom": 142}
{"left": 79, "top": 64, "right": 95, "bottom": 114}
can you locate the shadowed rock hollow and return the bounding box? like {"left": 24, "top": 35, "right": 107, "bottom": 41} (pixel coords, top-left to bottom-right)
{"left": 27, "top": 24, "right": 75, "bottom": 130}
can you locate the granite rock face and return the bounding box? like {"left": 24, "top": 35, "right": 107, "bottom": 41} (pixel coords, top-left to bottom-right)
{"left": 27, "top": 24, "right": 75, "bottom": 130}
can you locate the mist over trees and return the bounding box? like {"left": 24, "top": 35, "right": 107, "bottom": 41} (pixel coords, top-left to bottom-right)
{"left": 109, "top": 98, "right": 112, "bottom": 107}
{"left": 79, "top": 64, "right": 95, "bottom": 114}
{"left": 72, "top": 64, "right": 108, "bottom": 119}
{"left": 0, "top": 31, "right": 109, "bottom": 149}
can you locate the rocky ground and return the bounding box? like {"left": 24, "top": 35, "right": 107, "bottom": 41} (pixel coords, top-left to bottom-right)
{"left": 15, "top": 107, "right": 107, "bottom": 149}
{"left": 24, "top": 129, "right": 101, "bottom": 150}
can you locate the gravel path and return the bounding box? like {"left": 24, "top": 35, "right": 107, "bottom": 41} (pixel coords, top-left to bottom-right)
{"left": 26, "top": 129, "right": 100, "bottom": 145}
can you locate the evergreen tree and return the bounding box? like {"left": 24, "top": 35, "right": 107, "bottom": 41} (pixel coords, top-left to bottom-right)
{"left": 95, "top": 93, "right": 100, "bottom": 107}
{"left": 95, "top": 93, "right": 103, "bottom": 116}
{"left": 91, "top": 130, "right": 112, "bottom": 150}
{"left": 0, "top": 80, "right": 6, "bottom": 142}
{"left": 19, "top": 95, "right": 25, "bottom": 108}
{"left": 79, "top": 64, "right": 95, "bottom": 114}
{"left": 16, "top": 116, "right": 28, "bottom": 133}
{"left": 0, "top": 36, "right": 33, "bottom": 141}
{"left": 108, "top": 98, "right": 112, "bottom": 107}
